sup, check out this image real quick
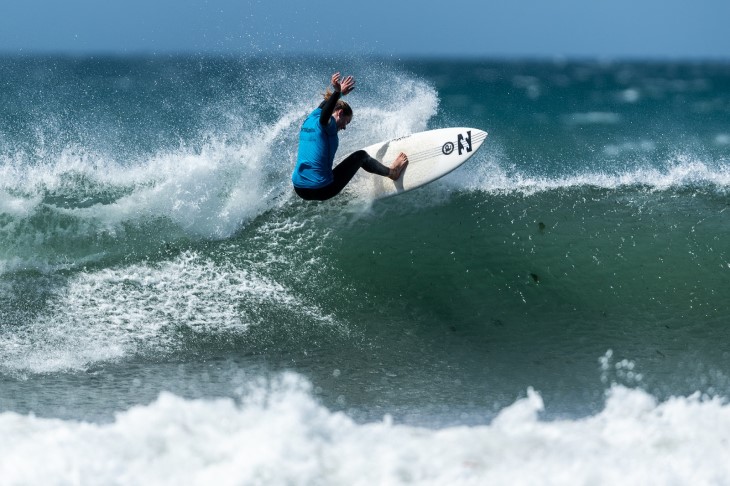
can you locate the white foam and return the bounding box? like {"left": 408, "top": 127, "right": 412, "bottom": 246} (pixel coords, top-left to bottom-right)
{"left": 0, "top": 133, "right": 297, "bottom": 251}
{"left": 455, "top": 151, "right": 730, "bottom": 196}
{"left": 1, "top": 68, "right": 439, "bottom": 260}
{"left": 1, "top": 251, "right": 335, "bottom": 374}
{"left": 1, "top": 374, "right": 729, "bottom": 485}
{"left": 0, "top": 190, "right": 40, "bottom": 218}
{"left": 341, "top": 76, "right": 439, "bottom": 155}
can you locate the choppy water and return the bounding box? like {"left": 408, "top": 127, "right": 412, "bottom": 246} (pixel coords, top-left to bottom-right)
{"left": 1, "top": 56, "right": 730, "bottom": 484}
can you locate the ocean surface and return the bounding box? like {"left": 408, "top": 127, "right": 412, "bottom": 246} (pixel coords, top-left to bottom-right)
{"left": 1, "top": 55, "right": 729, "bottom": 484}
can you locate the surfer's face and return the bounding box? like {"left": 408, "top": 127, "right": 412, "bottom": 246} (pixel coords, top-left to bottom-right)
{"left": 333, "top": 109, "right": 352, "bottom": 131}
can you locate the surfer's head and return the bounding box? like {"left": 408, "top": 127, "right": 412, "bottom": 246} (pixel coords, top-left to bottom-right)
{"left": 324, "top": 90, "right": 353, "bottom": 131}
{"left": 333, "top": 99, "right": 352, "bottom": 116}
{"left": 333, "top": 106, "right": 352, "bottom": 131}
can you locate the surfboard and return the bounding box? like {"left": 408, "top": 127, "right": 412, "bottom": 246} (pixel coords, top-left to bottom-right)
{"left": 346, "top": 127, "right": 488, "bottom": 199}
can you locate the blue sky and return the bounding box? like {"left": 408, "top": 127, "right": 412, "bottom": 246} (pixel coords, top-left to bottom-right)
{"left": 1, "top": 0, "right": 728, "bottom": 59}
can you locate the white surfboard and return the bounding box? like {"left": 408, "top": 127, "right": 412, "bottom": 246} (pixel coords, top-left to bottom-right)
{"left": 345, "top": 127, "right": 488, "bottom": 199}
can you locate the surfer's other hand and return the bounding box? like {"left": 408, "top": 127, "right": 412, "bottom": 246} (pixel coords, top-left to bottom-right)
{"left": 332, "top": 72, "right": 355, "bottom": 95}
{"left": 337, "top": 75, "right": 355, "bottom": 95}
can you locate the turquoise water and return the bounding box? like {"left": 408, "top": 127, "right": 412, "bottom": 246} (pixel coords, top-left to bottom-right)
{"left": 1, "top": 56, "right": 730, "bottom": 483}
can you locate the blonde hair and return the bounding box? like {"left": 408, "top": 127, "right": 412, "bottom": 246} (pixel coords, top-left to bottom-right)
{"left": 324, "top": 90, "right": 353, "bottom": 116}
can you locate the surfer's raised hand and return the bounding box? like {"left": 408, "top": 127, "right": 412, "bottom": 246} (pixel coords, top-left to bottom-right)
{"left": 331, "top": 72, "right": 355, "bottom": 95}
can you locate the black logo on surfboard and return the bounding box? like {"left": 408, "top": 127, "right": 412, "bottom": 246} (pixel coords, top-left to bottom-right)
{"left": 458, "top": 130, "right": 472, "bottom": 155}
{"left": 443, "top": 131, "right": 473, "bottom": 156}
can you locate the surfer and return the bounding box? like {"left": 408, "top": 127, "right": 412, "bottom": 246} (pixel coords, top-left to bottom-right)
{"left": 292, "top": 72, "right": 409, "bottom": 201}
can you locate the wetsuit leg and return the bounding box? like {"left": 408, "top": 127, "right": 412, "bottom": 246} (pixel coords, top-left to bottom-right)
{"left": 294, "top": 150, "right": 390, "bottom": 201}
{"left": 354, "top": 151, "right": 391, "bottom": 177}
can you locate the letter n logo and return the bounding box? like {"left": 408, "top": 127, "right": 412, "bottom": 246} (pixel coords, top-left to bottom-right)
{"left": 457, "top": 130, "right": 472, "bottom": 155}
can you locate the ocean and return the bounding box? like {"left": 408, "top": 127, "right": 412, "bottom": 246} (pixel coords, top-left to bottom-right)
{"left": 1, "top": 55, "right": 729, "bottom": 484}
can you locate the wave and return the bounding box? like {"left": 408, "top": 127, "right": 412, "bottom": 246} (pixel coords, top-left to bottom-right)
{"left": 7, "top": 135, "right": 713, "bottom": 246}
{"left": 447, "top": 149, "right": 730, "bottom": 196}
{"left": 0, "top": 250, "right": 342, "bottom": 375}
{"left": 0, "top": 65, "right": 440, "bottom": 274}
{"left": 1, "top": 372, "right": 729, "bottom": 485}
{"left": 4, "top": 57, "right": 728, "bottom": 280}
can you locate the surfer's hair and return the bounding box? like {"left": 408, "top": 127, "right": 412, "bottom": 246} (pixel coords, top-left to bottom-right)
{"left": 324, "top": 90, "right": 353, "bottom": 116}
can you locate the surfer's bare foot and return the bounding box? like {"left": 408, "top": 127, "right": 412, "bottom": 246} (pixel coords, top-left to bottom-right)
{"left": 388, "top": 152, "right": 409, "bottom": 180}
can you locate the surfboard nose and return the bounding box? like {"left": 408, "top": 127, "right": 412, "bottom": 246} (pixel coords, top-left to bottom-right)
{"left": 470, "top": 129, "right": 488, "bottom": 148}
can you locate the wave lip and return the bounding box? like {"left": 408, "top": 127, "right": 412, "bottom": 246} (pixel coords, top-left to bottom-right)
{"left": 451, "top": 151, "right": 730, "bottom": 196}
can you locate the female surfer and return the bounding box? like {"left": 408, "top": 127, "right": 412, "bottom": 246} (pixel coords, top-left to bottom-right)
{"left": 292, "top": 72, "right": 408, "bottom": 201}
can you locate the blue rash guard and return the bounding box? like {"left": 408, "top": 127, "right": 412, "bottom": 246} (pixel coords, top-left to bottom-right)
{"left": 292, "top": 93, "right": 341, "bottom": 189}
{"left": 291, "top": 89, "right": 392, "bottom": 201}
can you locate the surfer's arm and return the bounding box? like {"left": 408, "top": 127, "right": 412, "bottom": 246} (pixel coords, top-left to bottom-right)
{"left": 317, "top": 73, "right": 355, "bottom": 126}
{"left": 318, "top": 90, "right": 341, "bottom": 126}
